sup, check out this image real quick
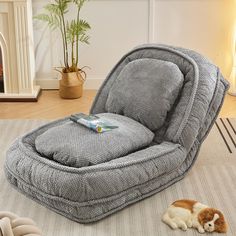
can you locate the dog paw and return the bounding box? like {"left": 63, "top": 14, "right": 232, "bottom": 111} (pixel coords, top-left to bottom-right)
{"left": 181, "top": 224, "right": 188, "bottom": 231}
{"left": 198, "top": 228, "right": 205, "bottom": 234}
{"left": 187, "top": 220, "right": 193, "bottom": 228}
{"left": 170, "top": 223, "right": 178, "bottom": 229}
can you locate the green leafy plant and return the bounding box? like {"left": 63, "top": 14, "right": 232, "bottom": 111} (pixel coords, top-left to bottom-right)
{"left": 34, "top": 0, "right": 90, "bottom": 73}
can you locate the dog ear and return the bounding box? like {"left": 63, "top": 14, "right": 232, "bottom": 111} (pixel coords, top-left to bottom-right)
{"left": 215, "top": 219, "right": 227, "bottom": 233}
{"left": 214, "top": 210, "right": 227, "bottom": 233}
{"left": 215, "top": 223, "right": 227, "bottom": 233}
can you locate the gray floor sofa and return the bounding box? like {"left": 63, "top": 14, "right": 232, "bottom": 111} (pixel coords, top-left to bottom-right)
{"left": 5, "top": 44, "right": 229, "bottom": 223}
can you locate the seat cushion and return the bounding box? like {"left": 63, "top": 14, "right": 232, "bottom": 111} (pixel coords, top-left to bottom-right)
{"left": 35, "top": 113, "right": 154, "bottom": 168}
{"left": 105, "top": 58, "right": 184, "bottom": 131}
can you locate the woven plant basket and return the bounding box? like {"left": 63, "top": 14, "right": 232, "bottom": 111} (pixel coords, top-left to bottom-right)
{"left": 59, "top": 71, "right": 85, "bottom": 99}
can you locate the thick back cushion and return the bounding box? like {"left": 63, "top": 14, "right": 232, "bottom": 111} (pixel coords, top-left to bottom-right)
{"left": 105, "top": 58, "right": 184, "bottom": 131}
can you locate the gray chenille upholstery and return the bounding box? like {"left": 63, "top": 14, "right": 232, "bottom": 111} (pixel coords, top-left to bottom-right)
{"left": 35, "top": 113, "right": 154, "bottom": 168}
{"left": 5, "top": 44, "right": 229, "bottom": 223}
{"left": 106, "top": 58, "right": 184, "bottom": 131}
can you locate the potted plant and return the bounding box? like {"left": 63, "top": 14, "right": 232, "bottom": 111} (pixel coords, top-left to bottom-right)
{"left": 35, "top": 0, "right": 90, "bottom": 99}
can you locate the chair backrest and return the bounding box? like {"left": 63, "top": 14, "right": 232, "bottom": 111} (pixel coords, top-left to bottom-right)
{"left": 90, "top": 44, "right": 227, "bottom": 151}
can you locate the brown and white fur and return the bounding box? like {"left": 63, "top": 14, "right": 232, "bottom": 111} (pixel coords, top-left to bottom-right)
{"left": 162, "top": 200, "right": 227, "bottom": 233}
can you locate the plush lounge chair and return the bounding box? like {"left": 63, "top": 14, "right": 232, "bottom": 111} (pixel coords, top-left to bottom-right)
{"left": 5, "top": 44, "right": 229, "bottom": 223}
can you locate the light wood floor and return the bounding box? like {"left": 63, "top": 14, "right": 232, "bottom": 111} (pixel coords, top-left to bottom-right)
{"left": 0, "top": 90, "right": 97, "bottom": 119}
{"left": 0, "top": 90, "right": 235, "bottom": 119}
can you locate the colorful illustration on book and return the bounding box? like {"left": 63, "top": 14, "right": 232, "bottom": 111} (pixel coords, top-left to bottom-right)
{"left": 70, "top": 113, "right": 118, "bottom": 133}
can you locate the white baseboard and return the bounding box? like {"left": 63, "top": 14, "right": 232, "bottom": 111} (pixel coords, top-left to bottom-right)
{"left": 0, "top": 85, "right": 41, "bottom": 101}
{"left": 36, "top": 78, "right": 59, "bottom": 89}
{"left": 36, "top": 78, "right": 104, "bottom": 90}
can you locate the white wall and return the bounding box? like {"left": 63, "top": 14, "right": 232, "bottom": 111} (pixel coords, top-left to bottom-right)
{"left": 33, "top": 0, "right": 236, "bottom": 89}
{"left": 155, "top": 0, "right": 236, "bottom": 78}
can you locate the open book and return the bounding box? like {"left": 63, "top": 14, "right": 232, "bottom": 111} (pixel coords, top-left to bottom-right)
{"left": 70, "top": 113, "right": 118, "bottom": 133}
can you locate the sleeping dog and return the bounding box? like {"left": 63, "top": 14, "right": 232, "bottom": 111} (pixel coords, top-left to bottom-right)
{"left": 162, "top": 199, "right": 227, "bottom": 233}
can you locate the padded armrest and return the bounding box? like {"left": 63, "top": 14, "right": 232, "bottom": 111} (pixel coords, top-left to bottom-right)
{"left": 6, "top": 139, "right": 186, "bottom": 202}
{"left": 76, "top": 142, "right": 187, "bottom": 200}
